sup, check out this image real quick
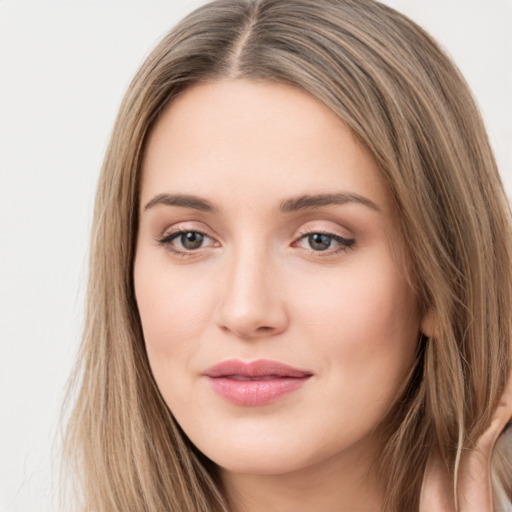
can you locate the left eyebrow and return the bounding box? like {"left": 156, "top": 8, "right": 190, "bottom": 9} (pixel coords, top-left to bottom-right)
{"left": 280, "top": 193, "right": 381, "bottom": 213}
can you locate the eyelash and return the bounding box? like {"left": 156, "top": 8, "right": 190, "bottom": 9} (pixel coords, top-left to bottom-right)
{"left": 293, "top": 230, "right": 355, "bottom": 256}
{"left": 156, "top": 229, "right": 355, "bottom": 258}
{"left": 157, "top": 229, "right": 215, "bottom": 257}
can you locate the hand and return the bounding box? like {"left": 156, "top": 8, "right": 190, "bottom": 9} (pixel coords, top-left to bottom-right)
{"left": 419, "top": 376, "right": 512, "bottom": 512}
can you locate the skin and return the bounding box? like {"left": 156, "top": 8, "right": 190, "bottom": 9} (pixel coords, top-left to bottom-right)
{"left": 134, "top": 79, "right": 511, "bottom": 511}
{"left": 420, "top": 378, "right": 512, "bottom": 512}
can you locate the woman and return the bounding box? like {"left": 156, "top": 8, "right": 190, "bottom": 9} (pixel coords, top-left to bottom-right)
{"left": 63, "top": 0, "right": 512, "bottom": 510}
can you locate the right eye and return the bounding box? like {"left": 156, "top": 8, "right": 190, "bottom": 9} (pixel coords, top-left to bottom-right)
{"left": 158, "top": 230, "right": 215, "bottom": 255}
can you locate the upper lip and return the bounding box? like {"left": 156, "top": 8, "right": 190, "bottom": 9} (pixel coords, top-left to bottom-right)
{"left": 203, "top": 359, "right": 313, "bottom": 378}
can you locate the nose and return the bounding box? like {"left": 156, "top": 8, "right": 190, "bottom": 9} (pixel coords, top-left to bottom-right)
{"left": 214, "top": 244, "right": 289, "bottom": 340}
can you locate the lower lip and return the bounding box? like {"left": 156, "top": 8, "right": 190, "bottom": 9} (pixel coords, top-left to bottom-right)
{"left": 207, "top": 376, "right": 310, "bottom": 406}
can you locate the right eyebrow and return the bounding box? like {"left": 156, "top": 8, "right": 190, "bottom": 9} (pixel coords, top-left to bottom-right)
{"left": 144, "top": 193, "right": 217, "bottom": 213}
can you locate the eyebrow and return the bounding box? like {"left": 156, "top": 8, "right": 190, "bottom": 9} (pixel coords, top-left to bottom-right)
{"left": 279, "top": 193, "right": 381, "bottom": 213}
{"left": 143, "top": 191, "right": 380, "bottom": 214}
{"left": 144, "top": 193, "right": 216, "bottom": 212}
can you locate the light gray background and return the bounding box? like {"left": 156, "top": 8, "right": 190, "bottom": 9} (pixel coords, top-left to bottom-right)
{"left": 0, "top": 1, "right": 511, "bottom": 511}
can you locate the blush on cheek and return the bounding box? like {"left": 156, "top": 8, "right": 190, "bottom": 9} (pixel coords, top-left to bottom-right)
{"left": 300, "top": 269, "right": 418, "bottom": 373}
{"left": 136, "top": 261, "right": 205, "bottom": 339}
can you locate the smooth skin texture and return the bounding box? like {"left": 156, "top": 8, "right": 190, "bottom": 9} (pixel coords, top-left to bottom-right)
{"left": 135, "top": 79, "right": 422, "bottom": 511}
{"left": 134, "top": 80, "right": 510, "bottom": 511}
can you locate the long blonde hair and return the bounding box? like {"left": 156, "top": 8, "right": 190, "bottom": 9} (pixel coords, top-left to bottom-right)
{"left": 63, "top": 1, "right": 512, "bottom": 510}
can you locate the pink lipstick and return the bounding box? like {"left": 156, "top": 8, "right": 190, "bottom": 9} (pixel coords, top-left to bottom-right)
{"left": 204, "top": 359, "right": 312, "bottom": 406}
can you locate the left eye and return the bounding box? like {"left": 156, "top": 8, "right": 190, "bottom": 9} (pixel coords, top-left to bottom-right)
{"left": 298, "top": 233, "right": 354, "bottom": 252}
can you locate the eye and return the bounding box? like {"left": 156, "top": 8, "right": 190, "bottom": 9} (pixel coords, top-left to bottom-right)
{"left": 157, "top": 230, "right": 215, "bottom": 254}
{"left": 307, "top": 233, "right": 334, "bottom": 251}
{"left": 177, "top": 231, "right": 206, "bottom": 250}
{"left": 296, "top": 232, "right": 355, "bottom": 253}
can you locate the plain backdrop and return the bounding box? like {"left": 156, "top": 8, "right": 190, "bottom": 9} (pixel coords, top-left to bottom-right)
{"left": 0, "top": 1, "right": 511, "bottom": 511}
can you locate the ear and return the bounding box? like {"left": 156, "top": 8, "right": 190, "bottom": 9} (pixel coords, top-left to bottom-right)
{"left": 421, "top": 309, "right": 438, "bottom": 339}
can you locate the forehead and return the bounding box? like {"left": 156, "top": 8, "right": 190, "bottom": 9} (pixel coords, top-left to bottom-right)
{"left": 140, "top": 79, "right": 391, "bottom": 213}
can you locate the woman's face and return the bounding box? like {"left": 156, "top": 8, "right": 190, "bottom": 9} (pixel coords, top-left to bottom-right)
{"left": 135, "top": 80, "right": 422, "bottom": 478}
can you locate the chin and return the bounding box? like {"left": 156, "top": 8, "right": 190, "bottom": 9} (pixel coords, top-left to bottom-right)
{"left": 211, "top": 449, "right": 315, "bottom": 476}
{"left": 186, "top": 427, "right": 308, "bottom": 475}
{"left": 187, "top": 423, "right": 369, "bottom": 479}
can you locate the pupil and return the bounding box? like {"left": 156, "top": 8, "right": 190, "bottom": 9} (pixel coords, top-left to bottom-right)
{"left": 182, "top": 232, "right": 203, "bottom": 250}
{"left": 309, "top": 233, "right": 331, "bottom": 251}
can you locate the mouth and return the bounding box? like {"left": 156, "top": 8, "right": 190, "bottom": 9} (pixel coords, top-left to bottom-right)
{"left": 203, "top": 359, "right": 313, "bottom": 406}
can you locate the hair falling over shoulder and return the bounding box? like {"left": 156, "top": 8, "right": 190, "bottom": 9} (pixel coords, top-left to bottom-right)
{"left": 61, "top": 1, "right": 512, "bottom": 510}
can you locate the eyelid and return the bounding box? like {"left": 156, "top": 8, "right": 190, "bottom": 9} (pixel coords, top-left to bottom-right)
{"left": 294, "top": 220, "right": 354, "bottom": 240}
{"left": 157, "top": 220, "right": 217, "bottom": 240}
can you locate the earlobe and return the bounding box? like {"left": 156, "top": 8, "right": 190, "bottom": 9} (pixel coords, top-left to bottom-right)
{"left": 421, "top": 310, "right": 438, "bottom": 339}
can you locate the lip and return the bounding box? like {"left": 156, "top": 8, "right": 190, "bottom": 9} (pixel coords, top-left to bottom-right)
{"left": 203, "top": 359, "right": 313, "bottom": 406}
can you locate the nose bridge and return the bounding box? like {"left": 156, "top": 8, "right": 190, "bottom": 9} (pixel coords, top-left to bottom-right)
{"left": 215, "top": 238, "right": 287, "bottom": 338}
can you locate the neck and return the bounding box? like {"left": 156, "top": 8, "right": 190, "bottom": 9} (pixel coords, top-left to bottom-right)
{"left": 219, "top": 437, "right": 384, "bottom": 512}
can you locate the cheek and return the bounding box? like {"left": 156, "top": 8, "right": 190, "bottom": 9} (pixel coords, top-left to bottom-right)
{"left": 134, "top": 259, "right": 218, "bottom": 417}
{"left": 293, "top": 255, "right": 419, "bottom": 391}
{"left": 134, "top": 255, "right": 216, "bottom": 373}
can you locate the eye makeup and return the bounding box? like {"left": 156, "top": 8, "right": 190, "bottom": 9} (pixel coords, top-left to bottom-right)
{"left": 155, "top": 224, "right": 356, "bottom": 260}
